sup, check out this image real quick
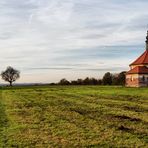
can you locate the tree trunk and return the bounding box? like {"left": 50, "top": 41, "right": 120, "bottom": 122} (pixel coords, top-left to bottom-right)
{"left": 9, "top": 81, "right": 12, "bottom": 87}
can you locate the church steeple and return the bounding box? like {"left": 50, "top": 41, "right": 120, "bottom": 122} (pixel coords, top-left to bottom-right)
{"left": 146, "top": 30, "right": 148, "bottom": 50}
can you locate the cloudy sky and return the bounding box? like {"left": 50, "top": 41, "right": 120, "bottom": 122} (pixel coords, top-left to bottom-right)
{"left": 0, "top": 0, "right": 148, "bottom": 83}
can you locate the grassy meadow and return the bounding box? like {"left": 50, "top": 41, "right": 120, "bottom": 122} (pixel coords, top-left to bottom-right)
{"left": 0, "top": 86, "right": 148, "bottom": 147}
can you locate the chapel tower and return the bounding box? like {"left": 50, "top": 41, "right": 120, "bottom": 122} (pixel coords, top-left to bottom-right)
{"left": 126, "top": 31, "right": 148, "bottom": 87}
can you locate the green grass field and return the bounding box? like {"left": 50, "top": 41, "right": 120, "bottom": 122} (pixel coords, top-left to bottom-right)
{"left": 0, "top": 86, "right": 148, "bottom": 147}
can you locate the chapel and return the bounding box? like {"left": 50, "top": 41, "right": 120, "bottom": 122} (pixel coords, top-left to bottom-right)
{"left": 126, "top": 31, "right": 148, "bottom": 87}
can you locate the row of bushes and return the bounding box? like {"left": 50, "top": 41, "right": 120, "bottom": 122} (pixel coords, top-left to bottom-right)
{"left": 57, "top": 71, "right": 126, "bottom": 86}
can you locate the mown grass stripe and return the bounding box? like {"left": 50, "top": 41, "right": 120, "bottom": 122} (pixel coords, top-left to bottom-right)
{"left": 1, "top": 86, "right": 148, "bottom": 147}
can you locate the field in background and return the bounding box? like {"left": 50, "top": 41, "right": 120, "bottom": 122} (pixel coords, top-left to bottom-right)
{"left": 0, "top": 86, "right": 148, "bottom": 147}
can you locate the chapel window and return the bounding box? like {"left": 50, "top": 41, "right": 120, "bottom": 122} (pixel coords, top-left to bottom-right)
{"left": 142, "top": 76, "right": 145, "bottom": 81}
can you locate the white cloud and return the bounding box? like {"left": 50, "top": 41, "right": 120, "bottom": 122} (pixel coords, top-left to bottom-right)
{"left": 0, "top": 0, "right": 148, "bottom": 82}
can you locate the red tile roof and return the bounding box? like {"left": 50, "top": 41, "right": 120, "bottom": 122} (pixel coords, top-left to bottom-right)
{"left": 127, "top": 66, "right": 148, "bottom": 74}
{"left": 130, "top": 50, "right": 148, "bottom": 66}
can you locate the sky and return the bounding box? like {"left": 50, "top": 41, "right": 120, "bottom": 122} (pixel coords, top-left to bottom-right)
{"left": 0, "top": 0, "right": 148, "bottom": 83}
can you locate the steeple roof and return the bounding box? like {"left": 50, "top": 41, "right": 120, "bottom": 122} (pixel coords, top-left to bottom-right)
{"left": 130, "top": 50, "right": 148, "bottom": 66}
{"left": 130, "top": 31, "right": 148, "bottom": 66}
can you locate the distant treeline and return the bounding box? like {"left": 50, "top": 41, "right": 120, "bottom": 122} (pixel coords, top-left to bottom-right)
{"left": 55, "top": 71, "right": 126, "bottom": 86}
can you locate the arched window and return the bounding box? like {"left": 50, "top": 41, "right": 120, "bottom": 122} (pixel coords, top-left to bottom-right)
{"left": 131, "top": 76, "right": 134, "bottom": 81}
{"left": 142, "top": 76, "right": 145, "bottom": 81}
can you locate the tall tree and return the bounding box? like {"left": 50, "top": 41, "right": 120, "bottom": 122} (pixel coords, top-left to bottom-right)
{"left": 1, "top": 66, "right": 20, "bottom": 86}
{"left": 102, "top": 72, "right": 112, "bottom": 85}
{"left": 112, "top": 74, "right": 119, "bottom": 85}
{"left": 118, "top": 71, "right": 126, "bottom": 85}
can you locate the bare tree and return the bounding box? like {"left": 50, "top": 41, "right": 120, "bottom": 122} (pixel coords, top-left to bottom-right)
{"left": 1, "top": 66, "right": 20, "bottom": 86}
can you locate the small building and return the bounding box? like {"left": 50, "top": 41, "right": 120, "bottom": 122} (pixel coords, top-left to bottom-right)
{"left": 126, "top": 31, "right": 148, "bottom": 87}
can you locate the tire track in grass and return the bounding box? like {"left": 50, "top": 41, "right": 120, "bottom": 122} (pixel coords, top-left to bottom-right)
{"left": 43, "top": 90, "right": 148, "bottom": 145}
{"left": 15, "top": 89, "right": 147, "bottom": 126}
{"left": 44, "top": 90, "right": 148, "bottom": 146}
{"left": 0, "top": 89, "right": 9, "bottom": 147}
{"left": 13, "top": 89, "right": 148, "bottom": 126}
{"left": 32, "top": 91, "right": 147, "bottom": 129}
{"left": 50, "top": 92, "right": 147, "bottom": 121}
